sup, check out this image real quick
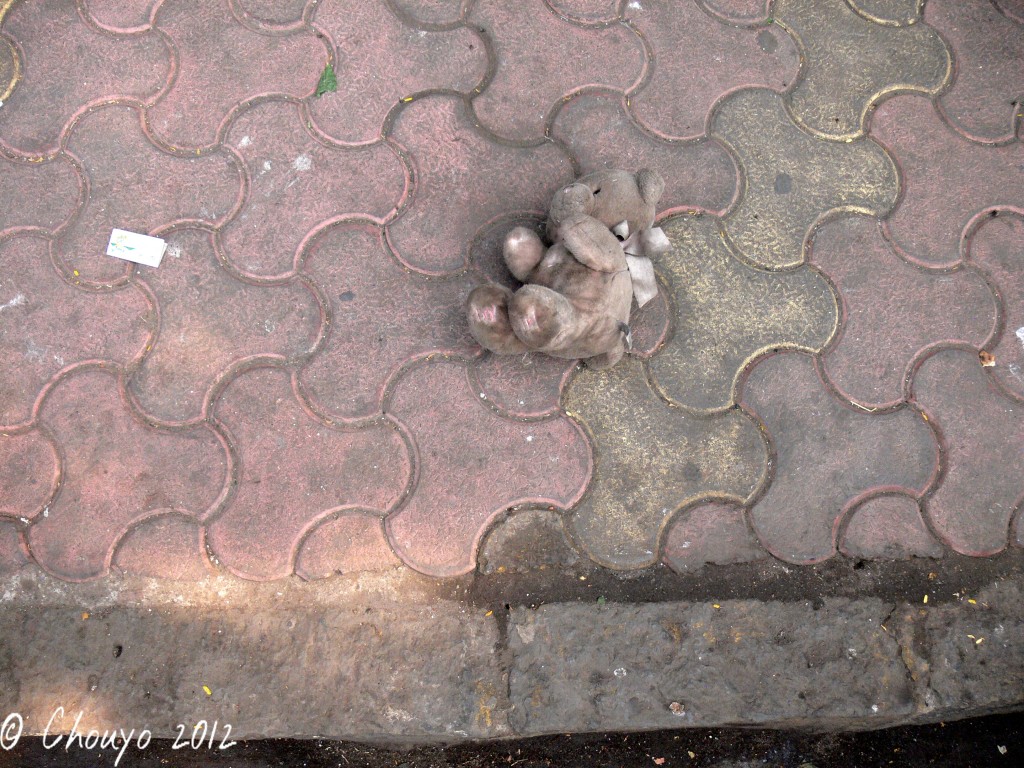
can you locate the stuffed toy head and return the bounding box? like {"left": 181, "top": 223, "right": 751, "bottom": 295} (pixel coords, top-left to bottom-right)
{"left": 466, "top": 168, "right": 666, "bottom": 369}
{"left": 547, "top": 168, "right": 665, "bottom": 244}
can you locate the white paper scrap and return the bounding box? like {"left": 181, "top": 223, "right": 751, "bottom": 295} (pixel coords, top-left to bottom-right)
{"left": 106, "top": 229, "right": 167, "bottom": 268}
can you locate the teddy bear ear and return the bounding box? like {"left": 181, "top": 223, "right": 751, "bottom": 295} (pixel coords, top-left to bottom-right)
{"left": 636, "top": 169, "right": 665, "bottom": 206}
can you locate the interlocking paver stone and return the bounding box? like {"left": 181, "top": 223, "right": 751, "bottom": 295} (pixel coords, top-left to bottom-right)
{"left": 814, "top": 217, "right": 996, "bottom": 409}
{"left": 0, "top": 520, "right": 28, "bottom": 574}
{"left": 741, "top": 351, "right": 938, "bottom": 564}
{"left": 0, "top": 430, "right": 57, "bottom": 520}
{"left": 81, "top": 0, "right": 159, "bottom": 32}
{"left": 873, "top": 94, "right": 1024, "bottom": 268}
{"left": 775, "top": 0, "right": 950, "bottom": 139}
{"left": 147, "top": 0, "right": 324, "bottom": 150}
{"left": 0, "top": 0, "right": 169, "bottom": 158}
{"left": 388, "top": 0, "right": 467, "bottom": 26}
{"left": 386, "top": 94, "right": 573, "bottom": 273}
{"left": 839, "top": 494, "right": 944, "bottom": 560}
{"left": 699, "top": 0, "right": 770, "bottom": 24}
{"left": 551, "top": 90, "right": 738, "bottom": 215}
{"left": 0, "top": 30, "right": 17, "bottom": 104}
{"left": 912, "top": 349, "right": 1024, "bottom": 556}
{"left": 0, "top": 235, "right": 153, "bottom": 428}
{"left": 128, "top": 228, "right": 322, "bottom": 425}
{"left": 29, "top": 367, "right": 228, "bottom": 580}
{"left": 662, "top": 501, "right": 767, "bottom": 572}
{"left": 309, "top": 0, "right": 486, "bottom": 144}
{"left": 846, "top": 0, "right": 920, "bottom": 25}
{"left": 222, "top": 99, "right": 406, "bottom": 277}
{"left": 235, "top": 0, "right": 310, "bottom": 28}
{"left": 564, "top": 356, "right": 766, "bottom": 569}
{"left": 999, "top": 0, "right": 1024, "bottom": 24}
{"left": 547, "top": 0, "right": 619, "bottom": 23}
{"left": 295, "top": 513, "right": 401, "bottom": 581}
{"left": 649, "top": 215, "right": 837, "bottom": 412}
{"left": 627, "top": 1, "right": 798, "bottom": 141}
{"left": 969, "top": 213, "right": 1024, "bottom": 400}
{"left": 298, "top": 220, "right": 478, "bottom": 422}
{"left": 209, "top": 366, "right": 409, "bottom": 580}
{"left": 468, "top": 352, "right": 575, "bottom": 420}
{"left": 478, "top": 509, "right": 580, "bottom": 574}
{"left": 0, "top": 155, "right": 80, "bottom": 235}
{"left": 60, "top": 103, "right": 242, "bottom": 284}
{"left": 927, "top": 0, "right": 1024, "bottom": 144}
{"left": 468, "top": 0, "right": 644, "bottom": 142}
{"left": 385, "top": 360, "right": 590, "bottom": 576}
{"left": 111, "top": 513, "right": 211, "bottom": 580}
{"left": 712, "top": 88, "right": 898, "bottom": 269}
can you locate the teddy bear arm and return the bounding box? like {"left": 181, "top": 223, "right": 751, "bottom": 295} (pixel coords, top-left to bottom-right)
{"left": 559, "top": 216, "right": 627, "bottom": 273}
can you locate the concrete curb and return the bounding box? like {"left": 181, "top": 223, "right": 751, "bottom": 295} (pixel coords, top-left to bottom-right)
{"left": 1, "top": 571, "right": 1021, "bottom": 745}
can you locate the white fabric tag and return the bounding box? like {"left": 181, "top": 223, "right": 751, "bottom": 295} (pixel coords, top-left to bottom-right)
{"left": 106, "top": 229, "right": 167, "bottom": 268}
{"left": 625, "top": 254, "right": 658, "bottom": 308}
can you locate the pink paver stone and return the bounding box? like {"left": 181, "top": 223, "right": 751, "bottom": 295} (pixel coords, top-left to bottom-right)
{"left": 298, "top": 221, "right": 478, "bottom": 422}
{"left": 551, "top": 90, "right": 738, "bottom": 216}
{"left": 112, "top": 513, "right": 213, "bottom": 580}
{"left": 0, "top": 431, "right": 58, "bottom": 520}
{"left": 873, "top": 94, "right": 1024, "bottom": 268}
{"left": 628, "top": 1, "right": 799, "bottom": 140}
{"left": 913, "top": 349, "right": 1024, "bottom": 556}
{"left": 296, "top": 514, "right": 401, "bottom": 580}
{"left": 222, "top": 99, "right": 406, "bottom": 277}
{"left": 846, "top": 0, "right": 921, "bottom": 25}
{"left": 969, "top": 213, "right": 1024, "bottom": 400}
{"left": 29, "top": 368, "right": 227, "bottom": 581}
{"left": 814, "top": 217, "right": 996, "bottom": 410}
{"left": 927, "top": 0, "right": 1024, "bottom": 143}
{"left": 0, "top": 236, "right": 153, "bottom": 428}
{"left": 840, "top": 495, "right": 943, "bottom": 560}
{"left": 387, "top": 94, "right": 573, "bottom": 273}
{"left": 60, "top": 103, "right": 242, "bottom": 284}
{"left": 699, "top": 0, "right": 771, "bottom": 23}
{"left": 308, "top": 0, "right": 486, "bottom": 144}
{"left": 0, "top": 156, "right": 81, "bottom": 235}
{"left": 468, "top": 353, "right": 576, "bottom": 420}
{"left": 209, "top": 366, "right": 409, "bottom": 580}
{"left": 128, "top": 228, "right": 321, "bottom": 425}
{"left": 388, "top": 0, "right": 467, "bottom": 26}
{"left": 147, "top": 0, "right": 324, "bottom": 150}
{"left": 662, "top": 501, "right": 766, "bottom": 572}
{"left": 81, "top": 0, "right": 159, "bottom": 32}
{"left": 0, "top": 0, "right": 169, "bottom": 158}
{"left": 547, "top": 0, "right": 620, "bottom": 23}
{"left": 385, "top": 360, "right": 591, "bottom": 577}
{"left": 998, "top": 0, "right": 1024, "bottom": 24}
{"left": 469, "top": 0, "right": 645, "bottom": 141}
{"left": 234, "top": 0, "right": 311, "bottom": 27}
{"left": 742, "top": 352, "right": 937, "bottom": 564}
{"left": 0, "top": 522, "right": 29, "bottom": 575}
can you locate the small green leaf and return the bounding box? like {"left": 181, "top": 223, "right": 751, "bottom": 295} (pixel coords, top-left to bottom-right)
{"left": 315, "top": 64, "right": 337, "bottom": 98}
{"left": 597, "top": 596, "right": 606, "bottom": 605}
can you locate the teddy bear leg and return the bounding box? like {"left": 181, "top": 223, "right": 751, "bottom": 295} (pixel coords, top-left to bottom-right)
{"left": 466, "top": 284, "right": 530, "bottom": 354}
{"left": 503, "top": 226, "right": 546, "bottom": 282}
{"left": 508, "top": 284, "right": 576, "bottom": 350}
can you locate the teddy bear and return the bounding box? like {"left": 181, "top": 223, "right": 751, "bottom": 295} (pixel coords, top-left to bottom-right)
{"left": 466, "top": 168, "right": 668, "bottom": 369}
